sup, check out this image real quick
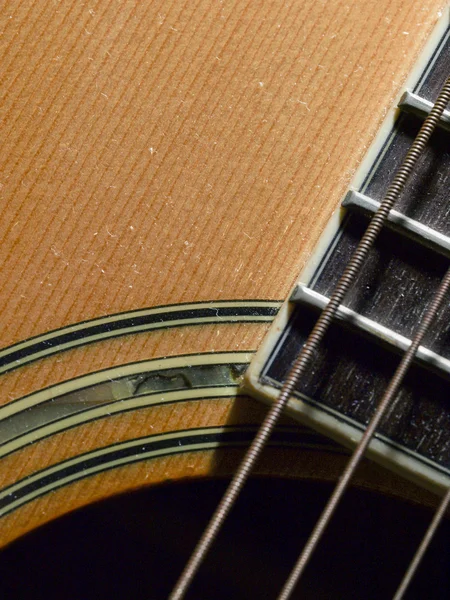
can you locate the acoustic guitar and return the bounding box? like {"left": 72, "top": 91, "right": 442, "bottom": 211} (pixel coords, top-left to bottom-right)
{"left": 0, "top": 1, "right": 449, "bottom": 598}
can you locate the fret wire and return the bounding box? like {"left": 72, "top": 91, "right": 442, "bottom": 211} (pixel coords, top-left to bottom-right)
{"left": 393, "top": 486, "right": 450, "bottom": 600}
{"left": 278, "top": 267, "right": 450, "bottom": 600}
{"left": 168, "top": 78, "right": 450, "bottom": 600}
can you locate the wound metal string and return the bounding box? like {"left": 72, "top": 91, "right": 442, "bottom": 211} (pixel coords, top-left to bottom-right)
{"left": 393, "top": 486, "right": 450, "bottom": 600}
{"left": 278, "top": 267, "right": 450, "bottom": 600}
{"left": 169, "top": 76, "right": 450, "bottom": 600}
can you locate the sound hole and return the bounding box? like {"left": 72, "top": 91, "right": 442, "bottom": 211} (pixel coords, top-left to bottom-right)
{"left": 0, "top": 479, "right": 448, "bottom": 599}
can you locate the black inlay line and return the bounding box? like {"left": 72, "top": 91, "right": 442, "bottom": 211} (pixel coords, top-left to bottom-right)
{"left": 0, "top": 302, "right": 279, "bottom": 375}
{"left": 0, "top": 427, "right": 342, "bottom": 518}
{"left": 308, "top": 212, "right": 351, "bottom": 289}
{"left": 414, "top": 26, "right": 450, "bottom": 95}
{"left": 261, "top": 309, "right": 303, "bottom": 382}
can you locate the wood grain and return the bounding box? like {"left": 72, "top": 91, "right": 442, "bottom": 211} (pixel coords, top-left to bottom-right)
{"left": 0, "top": 0, "right": 446, "bottom": 544}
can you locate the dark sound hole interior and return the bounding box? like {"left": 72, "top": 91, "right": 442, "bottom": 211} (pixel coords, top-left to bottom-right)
{"left": 0, "top": 478, "right": 448, "bottom": 599}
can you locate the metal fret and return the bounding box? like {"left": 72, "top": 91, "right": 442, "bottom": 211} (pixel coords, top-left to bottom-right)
{"left": 290, "top": 284, "right": 450, "bottom": 380}
{"left": 342, "top": 190, "right": 450, "bottom": 258}
{"left": 399, "top": 90, "right": 450, "bottom": 131}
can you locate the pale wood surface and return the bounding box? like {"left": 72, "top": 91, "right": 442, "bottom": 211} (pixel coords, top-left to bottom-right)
{"left": 0, "top": 0, "right": 446, "bottom": 544}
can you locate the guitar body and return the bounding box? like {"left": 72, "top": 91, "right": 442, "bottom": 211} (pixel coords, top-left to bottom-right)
{"left": 0, "top": 1, "right": 448, "bottom": 597}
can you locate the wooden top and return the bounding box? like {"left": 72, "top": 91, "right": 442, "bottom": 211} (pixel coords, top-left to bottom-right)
{"left": 0, "top": 0, "right": 447, "bottom": 548}
{"left": 1, "top": 0, "right": 446, "bottom": 346}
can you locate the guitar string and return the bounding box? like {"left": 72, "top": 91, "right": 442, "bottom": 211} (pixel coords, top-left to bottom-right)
{"left": 169, "top": 76, "right": 450, "bottom": 600}
{"left": 278, "top": 266, "right": 450, "bottom": 600}
{"left": 393, "top": 486, "right": 450, "bottom": 600}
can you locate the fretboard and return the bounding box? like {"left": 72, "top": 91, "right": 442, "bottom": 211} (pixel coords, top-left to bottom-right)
{"left": 247, "top": 17, "right": 450, "bottom": 494}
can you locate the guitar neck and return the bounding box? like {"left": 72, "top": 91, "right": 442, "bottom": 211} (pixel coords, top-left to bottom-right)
{"left": 247, "top": 14, "right": 450, "bottom": 497}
